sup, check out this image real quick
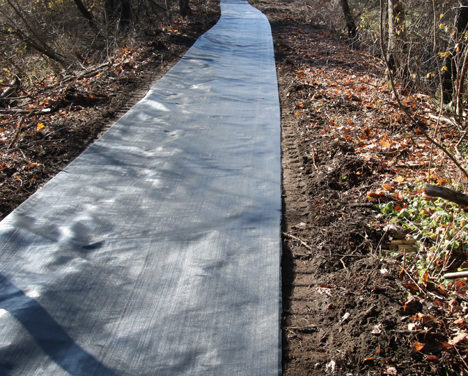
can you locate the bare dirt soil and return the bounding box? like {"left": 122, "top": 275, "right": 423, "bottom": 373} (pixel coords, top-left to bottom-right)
{"left": 1, "top": 0, "right": 467, "bottom": 374}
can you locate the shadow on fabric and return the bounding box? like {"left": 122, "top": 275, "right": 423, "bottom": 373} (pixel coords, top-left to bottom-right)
{"left": 0, "top": 274, "right": 117, "bottom": 376}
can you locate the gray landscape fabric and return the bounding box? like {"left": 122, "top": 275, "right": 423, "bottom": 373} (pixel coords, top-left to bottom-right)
{"left": 0, "top": 0, "right": 281, "bottom": 374}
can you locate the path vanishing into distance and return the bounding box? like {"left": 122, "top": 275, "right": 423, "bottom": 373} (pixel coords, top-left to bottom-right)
{"left": 0, "top": 0, "right": 281, "bottom": 374}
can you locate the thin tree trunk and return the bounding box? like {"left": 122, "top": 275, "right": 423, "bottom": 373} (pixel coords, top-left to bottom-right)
{"left": 104, "top": 0, "right": 118, "bottom": 21}
{"left": 441, "top": 0, "right": 468, "bottom": 103}
{"left": 179, "top": 0, "right": 192, "bottom": 17}
{"left": 387, "top": 0, "right": 396, "bottom": 70}
{"left": 119, "top": 0, "right": 131, "bottom": 29}
{"left": 455, "top": 0, "right": 468, "bottom": 114}
{"left": 72, "top": 0, "right": 96, "bottom": 27}
{"left": 339, "top": 0, "right": 357, "bottom": 39}
{"left": 387, "top": 0, "right": 407, "bottom": 76}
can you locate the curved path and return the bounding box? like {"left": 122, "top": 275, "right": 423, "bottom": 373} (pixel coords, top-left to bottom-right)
{"left": 0, "top": 0, "right": 281, "bottom": 374}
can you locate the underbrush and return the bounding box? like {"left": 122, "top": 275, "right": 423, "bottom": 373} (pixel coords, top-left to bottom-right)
{"left": 375, "top": 183, "right": 468, "bottom": 373}
{"left": 378, "top": 183, "right": 467, "bottom": 281}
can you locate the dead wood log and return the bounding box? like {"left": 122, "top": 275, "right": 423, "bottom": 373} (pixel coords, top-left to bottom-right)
{"left": 424, "top": 184, "right": 468, "bottom": 207}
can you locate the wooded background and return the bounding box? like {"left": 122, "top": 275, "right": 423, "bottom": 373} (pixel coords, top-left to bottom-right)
{"left": 0, "top": 0, "right": 195, "bottom": 84}
{"left": 329, "top": 0, "right": 468, "bottom": 184}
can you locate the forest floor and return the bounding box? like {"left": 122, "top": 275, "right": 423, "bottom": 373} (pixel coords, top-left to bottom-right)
{"left": 1, "top": 0, "right": 467, "bottom": 374}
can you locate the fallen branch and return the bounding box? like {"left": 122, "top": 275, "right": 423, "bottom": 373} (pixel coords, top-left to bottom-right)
{"left": 286, "top": 324, "right": 317, "bottom": 332}
{"left": 0, "top": 108, "right": 51, "bottom": 115}
{"left": 444, "top": 271, "right": 468, "bottom": 279}
{"left": 7, "top": 117, "right": 24, "bottom": 150}
{"left": 0, "top": 76, "right": 20, "bottom": 101}
{"left": 424, "top": 184, "right": 468, "bottom": 207}
{"left": 426, "top": 112, "right": 458, "bottom": 128}
{"left": 59, "top": 61, "right": 112, "bottom": 85}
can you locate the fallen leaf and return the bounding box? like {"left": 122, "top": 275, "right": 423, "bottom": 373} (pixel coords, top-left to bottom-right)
{"left": 382, "top": 183, "right": 393, "bottom": 191}
{"left": 413, "top": 341, "right": 425, "bottom": 351}
{"left": 380, "top": 137, "right": 392, "bottom": 148}
{"left": 440, "top": 341, "right": 452, "bottom": 350}
{"left": 403, "top": 283, "right": 419, "bottom": 292}
{"left": 402, "top": 297, "right": 422, "bottom": 314}
{"left": 422, "top": 271, "right": 429, "bottom": 284}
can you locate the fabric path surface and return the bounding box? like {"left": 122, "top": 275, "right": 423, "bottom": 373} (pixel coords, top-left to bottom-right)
{"left": 0, "top": 0, "right": 281, "bottom": 375}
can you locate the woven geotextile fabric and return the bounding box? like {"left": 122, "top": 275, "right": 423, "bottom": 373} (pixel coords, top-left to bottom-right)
{"left": 0, "top": 0, "right": 281, "bottom": 374}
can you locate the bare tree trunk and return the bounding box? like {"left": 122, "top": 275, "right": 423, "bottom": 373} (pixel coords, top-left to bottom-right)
{"left": 339, "top": 0, "right": 357, "bottom": 39}
{"left": 119, "top": 0, "right": 132, "bottom": 29}
{"left": 441, "top": 0, "right": 468, "bottom": 103}
{"left": 179, "top": 0, "right": 192, "bottom": 17}
{"left": 104, "top": 0, "right": 132, "bottom": 30}
{"left": 104, "top": 0, "right": 118, "bottom": 21}
{"left": 387, "top": 0, "right": 396, "bottom": 70}
{"left": 387, "top": 0, "right": 407, "bottom": 76}
{"left": 72, "top": 0, "right": 97, "bottom": 29}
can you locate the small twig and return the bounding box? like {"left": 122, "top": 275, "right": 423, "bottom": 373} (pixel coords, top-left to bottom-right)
{"left": 307, "top": 152, "right": 318, "bottom": 170}
{"left": 340, "top": 257, "right": 348, "bottom": 271}
{"left": 420, "top": 128, "right": 468, "bottom": 180}
{"left": 7, "top": 117, "right": 24, "bottom": 150}
{"left": 455, "top": 128, "right": 467, "bottom": 149}
{"left": 286, "top": 324, "right": 317, "bottom": 331}
{"left": 0, "top": 119, "right": 17, "bottom": 127}
{"left": 398, "top": 261, "right": 427, "bottom": 295}
{"left": 6, "top": 147, "right": 27, "bottom": 160}
{"left": 453, "top": 343, "right": 468, "bottom": 373}
{"left": 283, "top": 232, "right": 314, "bottom": 252}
